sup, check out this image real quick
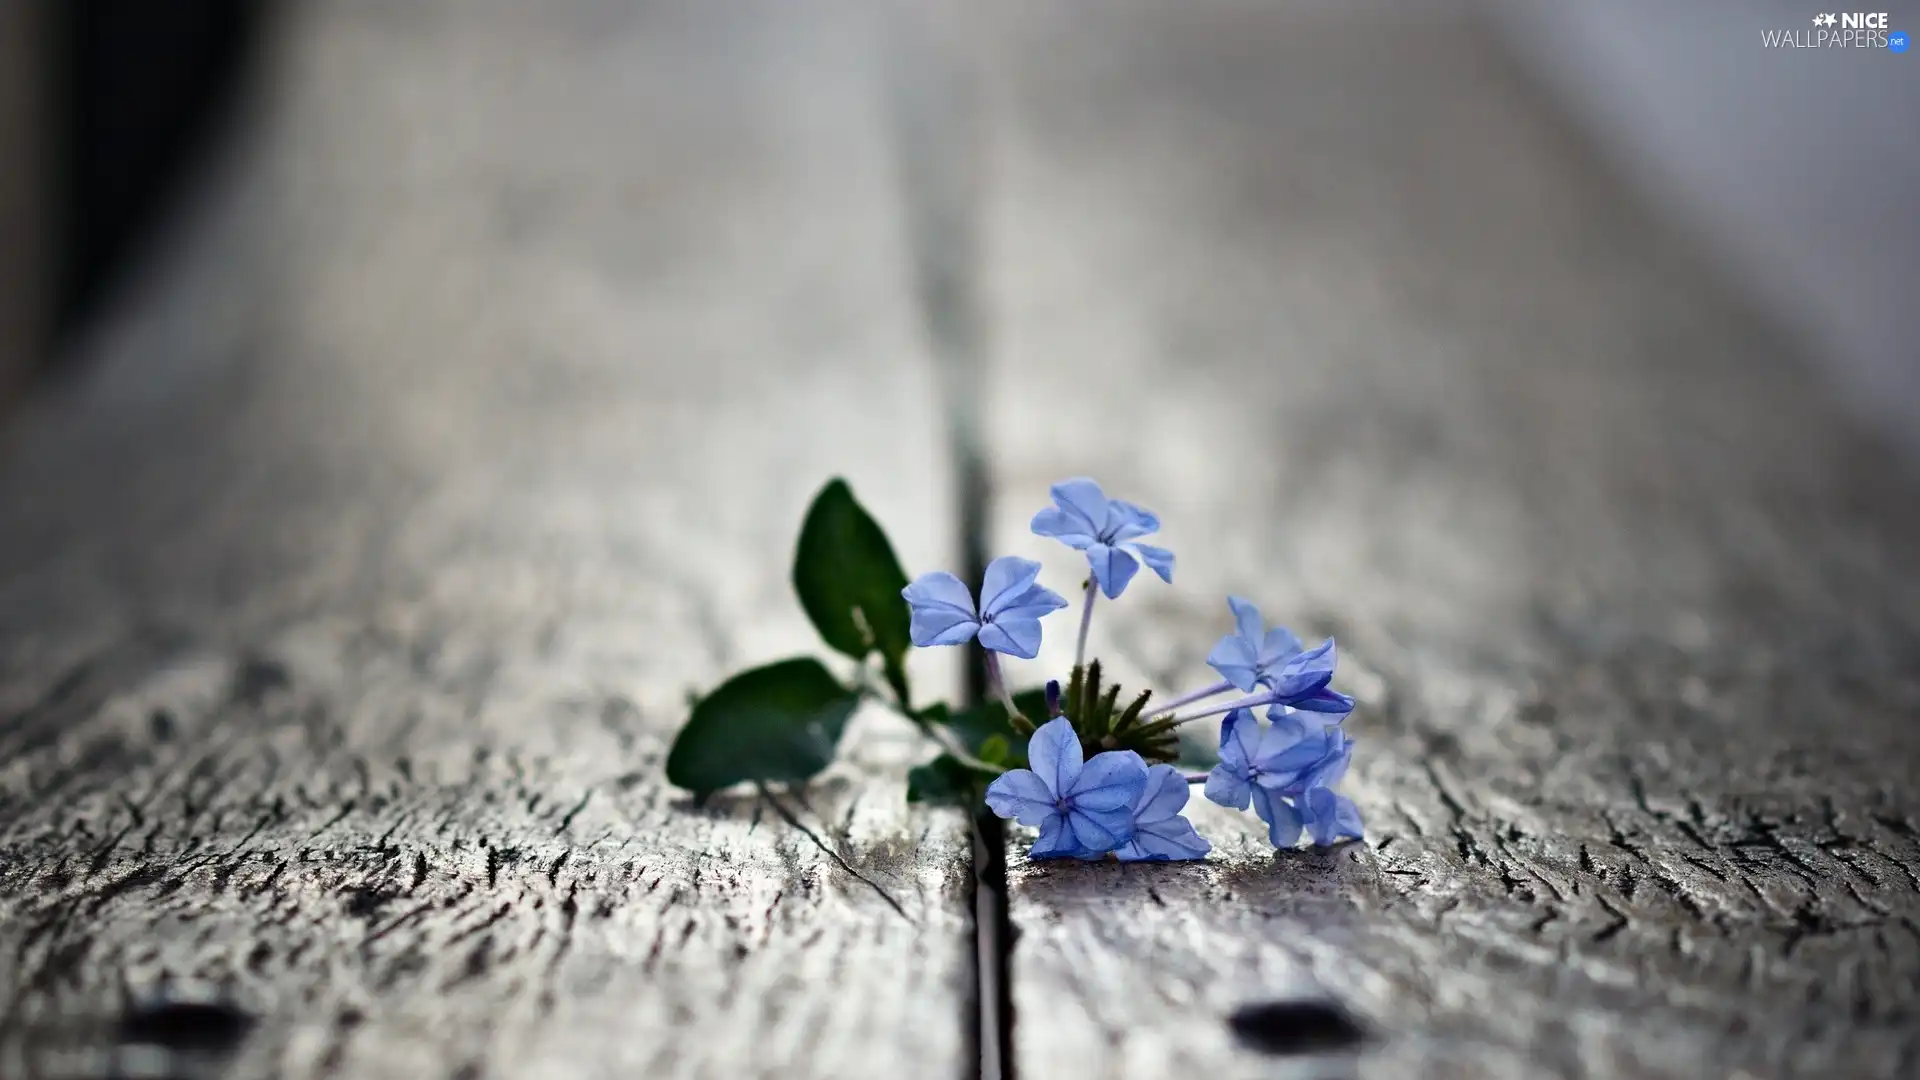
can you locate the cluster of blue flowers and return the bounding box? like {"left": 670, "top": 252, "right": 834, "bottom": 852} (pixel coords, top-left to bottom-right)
{"left": 901, "top": 478, "right": 1364, "bottom": 862}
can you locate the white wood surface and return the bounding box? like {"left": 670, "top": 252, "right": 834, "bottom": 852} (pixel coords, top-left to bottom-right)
{"left": 5, "top": 3, "right": 1918, "bottom": 1079}
{"left": 968, "top": 4, "right": 1920, "bottom": 1078}
{"left": 0, "top": 3, "right": 973, "bottom": 1078}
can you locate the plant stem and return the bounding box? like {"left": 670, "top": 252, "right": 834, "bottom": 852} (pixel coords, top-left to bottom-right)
{"left": 982, "top": 649, "right": 1024, "bottom": 722}
{"left": 881, "top": 654, "right": 912, "bottom": 711}
{"left": 923, "top": 721, "right": 1008, "bottom": 776}
{"left": 1163, "top": 690, "right": 1277, "bottom": 727}
{"left": 852, "top": 667, "right": 1005, "bottom": 776}
{"left": 1152, "top": 678, "right": 1235, "bottom": 716}
{"left": 1074, "top": 580, "right": 1098, "bottom": 670}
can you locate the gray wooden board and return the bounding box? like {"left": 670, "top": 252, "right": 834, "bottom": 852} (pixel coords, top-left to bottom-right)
{"left": 0, "top": 2, "right": 974, "bottom": 1078}
{"left": 966, "top": 4, "right": 1920, "bottom": 1079}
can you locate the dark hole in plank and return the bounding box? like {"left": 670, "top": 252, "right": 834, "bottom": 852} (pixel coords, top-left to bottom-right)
{"left": 118, "top": 1000, "right": 253, "bottom": 1056}
{"left": 1227, "top": 999, "right": 1367, "bottom": 1056}
{"left": 228, "top": 656, "right": 291, "bottom": 707}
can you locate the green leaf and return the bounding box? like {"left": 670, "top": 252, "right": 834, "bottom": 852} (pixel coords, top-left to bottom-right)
{"left": 665, "top": 658, "right": 861, "bottom": 796}
{"left": 906, "top": 754, "right": 997, "bottom": 806}
{"left": 977, "top": 735, "right": 1010, "bottom": 766}
{"left": 1010, "top": 688, "right": 1051, "bottom": 730}
{"left": 906, "top": 755, "right": 971, "bottom": 805}
{"left": 791, "top": 479, "right": 915, "bottom": 703}
{"left": 935, "top": 688, "right": 1049, "bottom": 769}
{"left": 912, "top": 701, "right": 952, "bottom": 729}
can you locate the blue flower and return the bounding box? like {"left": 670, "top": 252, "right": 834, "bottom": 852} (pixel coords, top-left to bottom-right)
{"left": 1274, "top": 783, "right": 1366, "bottom": 849}
{"left": 1204, "top": 597, "right": 1353, "bottom": 715}
{"left": 985, "top": 717, "right": 1148, "bottom": 858}
{"left": 1030, "top": 478, "right": 1174, "bottom": 600}
{"left": 1264, "top": 721, "right": 1362, "bottom": 847}
{"left": 1203, "top": 708, "right": 1362, "bottom": 848}
{"left": 902, "top": 556, "right": 1069, "bottom": 660}
{"left": 1203, "top": 707, "right": 1332, "bottom": 809}
{"left": 1104, "top": 764, "right": 1210, "bottom": 862}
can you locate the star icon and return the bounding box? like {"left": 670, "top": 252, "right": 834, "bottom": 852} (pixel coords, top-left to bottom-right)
{"left": 1822, "top": 13, "right": 1838, "bottom": 26}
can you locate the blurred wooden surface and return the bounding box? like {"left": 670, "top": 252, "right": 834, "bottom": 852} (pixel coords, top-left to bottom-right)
{"left": 0, "top": 3, "right": 973, "bottom": 1078}
{"left": 4, "top": 1, "right": 1918, "bottom": 1079}
{"left": 0, "top": 0, "right": 46, "bottom": 413}
{"left": 971, "top": 4, "right": 1920, "bottom": 1079}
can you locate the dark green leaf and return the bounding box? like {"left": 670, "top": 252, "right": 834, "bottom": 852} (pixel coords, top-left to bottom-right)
{"left": 791, "top": 480, "right": 914, "bottom": 700}
{"left": 1010, "top": 687, "right": 1051, "bottom": 726}
{"left": 665, "top": 658, "right": 860, "bottom": 796}
{"left": 907, "top": 754, "right": 985, "bottom": 806}
{"left": 934, "top": 688, "right": 1049, "bottom": 769}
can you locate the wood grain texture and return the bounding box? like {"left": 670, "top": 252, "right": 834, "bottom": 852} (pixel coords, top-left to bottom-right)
{"left": 966, "top": 4, "right": 1920, "bottom": 1078}
{"left": 0, "top": 3, "right": 973, "bottom": 1078}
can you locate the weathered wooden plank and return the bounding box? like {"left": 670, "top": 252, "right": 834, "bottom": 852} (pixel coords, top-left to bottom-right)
{"left": 967, "top": 4, "right": 1920, "bottom": 1078}
{"left": 0, "top": 3, "right": 972, "bottom": 1078}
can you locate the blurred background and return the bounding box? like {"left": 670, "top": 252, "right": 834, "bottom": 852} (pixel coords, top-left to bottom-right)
{"left": 0, "top": 0, "right": 1913, "bottom": 449}
{"left": 0, "top": 0, "right": 266, "bottom": 404}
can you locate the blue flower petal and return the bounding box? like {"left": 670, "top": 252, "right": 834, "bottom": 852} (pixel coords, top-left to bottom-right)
{"left": 1203, "top": 709, "right": 1258, "bottom": 809}
{"left": 1066, "top": 750, "right": 1149, "bottom": 813}
{"left": 910, "top": 618, "right": 981, "bottom": 648}
{"left": 972, "top": 559, "right": 1066, "bottom": 658}
{"left": 1290, "top": 686, "right": 1355, "bottom": 715}
{"left": 1218, "top": 600, "right": 1337, "bottom": 702}
{"left": 1298, "top": 731, "right": 1354, "bottom": 792}
{"left": 1126, "top": 542, "right": 1175, "bottom": 584}
{"left": 1263, "top": 638, "right": 1336, "bottom": 700}
{"left": 1113, "top": 767, "right": 1208, "bottom": 862}
{"left": 1036, "top": 480, "right": 1169, "bottom": 591}
{"left": 1249, "top": 712, "right": 1324, "bottom": 787}
{"left": 1025, "top": 716, "right": 1082, "bottom": 799}
{"left": 1029, "top": 814, "right": 1082, "bottom": 859}
{"left": 1116, "top": 815, "right": 1210, "bottom": 862}
{"left": 1227, "top": 596, "right": 1265, "bottom": 648}
{"left": 1206, "top": 633, "right": 1261, "bottom": 692}
{"left": 1218, "top": 708, "right": 1261, "bottom": 775}
{"left": 984, "top": 768, "right": 1056, "bottom": 827}
{"left": 1204, "top": 765, "right": 1249, "bottom": 810}
{"left": 1066, "top": 804, "right": 1133, "bottom": 853}
{"left": 1251, "top": 786, "right": 1303, "bottom": 848}
{"left": 990, "top": 584, "right": 1071, "bottom": 624}
{"left": 978, "top": 556, "right": 1044, "bottom": 617}
{"left": 1130, "top": 764, "right": 1191, "bottom": 824}
{"left": 902, "top": 571, "right": 981, "bottom": 647}
{"left": 978, "top": 616, "right": 1044, "bottom": 659}
{"left": 1302, "top": 787, "right": 1364, "bottom": 846}
{"left": 1105, "top": 499, "right": 1162, "bottom": 543}
{"left": 1087, "top": 543, "right": 1141, "bottom": 599}
{"left": 1258, "top": 625, "right": 1306, "bottom": 667}
{"left": 1029, "top": 507, "right": 1097, "bottom": 549}
{"left": 1048, "top": 478, "right": 1113, "bottom": 536}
